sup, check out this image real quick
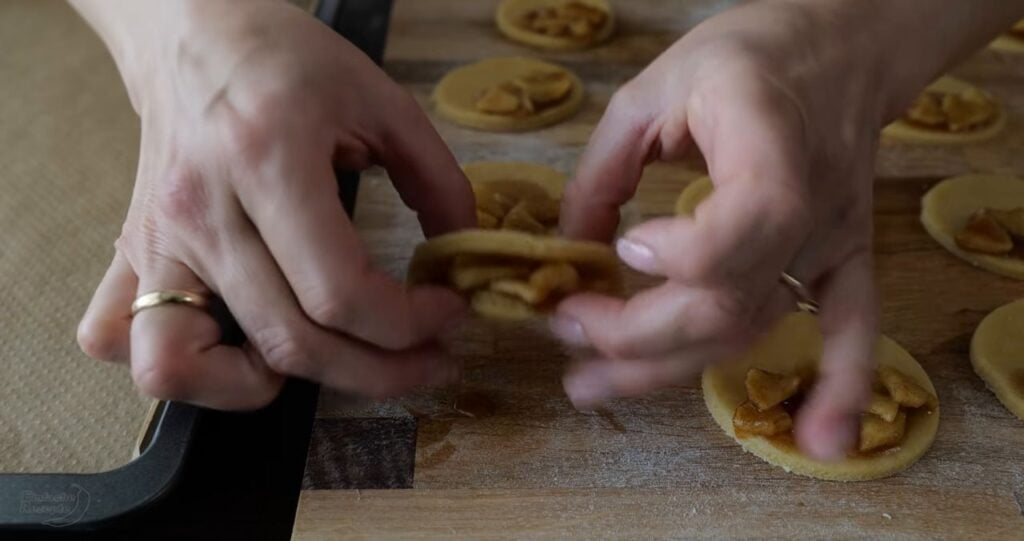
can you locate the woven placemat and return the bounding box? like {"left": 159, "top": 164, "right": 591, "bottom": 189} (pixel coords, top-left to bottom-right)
{"left": 0, "top": 0, "right": 151, "bottom": 474}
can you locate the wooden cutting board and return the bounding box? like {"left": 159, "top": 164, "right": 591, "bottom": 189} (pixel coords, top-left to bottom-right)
{"left": 293, "top": 1, "right": 1024, "bottom": 538}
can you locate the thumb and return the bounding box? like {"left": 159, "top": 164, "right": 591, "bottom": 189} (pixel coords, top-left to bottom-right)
{"left": 561, "top": 86, "right": 661, "bottom": 242}
{"left": 375, "top": 89, "right": 476, "bottom": 237}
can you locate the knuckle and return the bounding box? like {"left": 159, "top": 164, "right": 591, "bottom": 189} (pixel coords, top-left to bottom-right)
{"left": 251, "top": 326, "right": 314, "bottom": 377}
{"left": 599, "top": 333, "right": 645, "bottom": 360}
{"left": 156, "top": 168, "right": 214, "bottom": 234}
{"left": 76, "top": 317, "right": 122, "bottom": 361}
{"left": 132, "top": 354, "right": 192, "bottom": 401}
{"left": 303, "top": 291, "right": 357, "bottom": 334}
{"left": 703, "top": 289, "right": 758, "bottom": 338}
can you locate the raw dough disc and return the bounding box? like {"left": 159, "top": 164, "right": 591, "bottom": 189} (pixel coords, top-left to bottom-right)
{"left": 920, "top": 173, "right": 1024, "bottom": 280}
{"left": 495, "top": 0, "right": 615, "bottom": 51}
{"left": 971, "top": 298, "right": 1024, "bottom": 421}
{"left": 433, "top": 57, "right": 585, "bottom": 132}
{"left": 674, "top": 175, "right": 713, "bottom": 216}
{"left": 702, "top": 312, "right": 940, "bottom": 481}
{"left": 464, "top": 161, "right": 566, "bottom": 199}
{"left": 882, "top": 76, "right": 1007, "bottom": 144}
{"left": 990, "top": 21, "right": 1024, "bottom": 54}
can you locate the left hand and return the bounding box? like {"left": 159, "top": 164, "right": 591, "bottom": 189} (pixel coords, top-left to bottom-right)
{"left": 552, "top": 0, "right": 886, "bottom": 461}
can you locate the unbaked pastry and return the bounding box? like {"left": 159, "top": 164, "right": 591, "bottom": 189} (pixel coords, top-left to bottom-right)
{"left": 703, "top": 312, "right": 940, "bottom": 481}
{"left": 407, "top": 230, "right": 622, "bottom": 320}
{"left": 495, "top": 0, "right": 615, "bottom": 51}
{"left": 971, "top": 298, "right": 1024, "bottom": 421}
{"left": 883, "top": 76, "right": 1006, "bottom": 144}
{"left": 674, "top": 175, "right": 713, "bottom": 217}
{"left": 434, "top": 57, "right": 584, "bottom": 132}
{"left": 465, "top": 161, "right": 565, "bottom": 233}
{"left": 990, "top": 19, "right": 1024, "bottom": 54}
{"left": 920, "top": 174, "right": 1024, "bottom": 280}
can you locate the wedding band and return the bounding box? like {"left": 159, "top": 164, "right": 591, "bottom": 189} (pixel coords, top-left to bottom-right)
{"left": 779, "top": 272, "right": 820, "bottom": 315}
{"left": 131, "top": 290, "right": 211, "bottom": 317}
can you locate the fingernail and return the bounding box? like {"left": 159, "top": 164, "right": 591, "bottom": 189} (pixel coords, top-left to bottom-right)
{"left": 549, "top": 315, "right": 590, "bottom": 347}
{"left": 616, "top": 237, "right": 659, "bottom": 274}
{"left": 564, "top": 369, "right": 611, "bottom": 410}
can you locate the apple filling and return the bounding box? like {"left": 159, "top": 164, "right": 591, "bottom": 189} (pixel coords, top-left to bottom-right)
{"left": 733, "top": 366, "right": 937, "bottom": 455}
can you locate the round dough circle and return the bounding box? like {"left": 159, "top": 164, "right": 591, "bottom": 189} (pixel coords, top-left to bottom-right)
{"left": 971, "top": 298, "right": 1024, "bottom": 421}
{"left": 464, "top": 161, "right": 566, "bottom": 198}
{"left": 702, "top": 312, "right": 940, "bottom": 481}
{"left": 495, "top": 0, "right": 615, "bottom": 51}
{"left": 920, "top": 173, "right": 1024, "bottom": 280}
{"left": 674, "top": 176, "right": 713, "bottom": 216}
{"left": 433, "top": 57, "right": 585, "bottom": 132}
{"left": 407, "top": 229, "right": 622, "bottom": 292}
{"left": 882, "top": 76, "right": 1007, "bottom": 144}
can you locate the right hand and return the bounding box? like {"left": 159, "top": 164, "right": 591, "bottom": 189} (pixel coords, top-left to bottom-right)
{"left": 75, "top": 0, "right": 475, "bottom": 409}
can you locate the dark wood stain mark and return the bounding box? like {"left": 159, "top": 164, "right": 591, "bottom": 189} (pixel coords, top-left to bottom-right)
{"left": 597, "top": 409, "right": 627, "bottom": 433}
{"left": 418, "top": 441, "right": 457, "bottom": 470}
{"left": 302, "top": 418, "right": 417, "bottom": 490}
{"left": 453, "top": 390, "right": 498, "bottom": 419}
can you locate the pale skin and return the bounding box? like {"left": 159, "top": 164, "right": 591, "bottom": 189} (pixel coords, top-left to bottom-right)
{"left": 71, "top": 0, "right": 1024, "bottom": 459}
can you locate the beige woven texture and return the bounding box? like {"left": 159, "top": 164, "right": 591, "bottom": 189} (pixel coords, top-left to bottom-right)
{"left": 0, "top": 0, "right": 151, "bottom": 473}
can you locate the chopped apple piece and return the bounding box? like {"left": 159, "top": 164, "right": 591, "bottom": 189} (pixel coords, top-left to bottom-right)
{"left": 745, "top": 368, "right": 801, "bottom": 411}
{"left": 865, "top": 392, "right": 900, "bottom": 423}
{"left": 733, "top": 400, "right": 793, "bottom": 437}
{"left": 858, "top": 411, "right": 907, "bottom": 453}
{"left": 878, "top": 367, "right": 935, "bottom": 408}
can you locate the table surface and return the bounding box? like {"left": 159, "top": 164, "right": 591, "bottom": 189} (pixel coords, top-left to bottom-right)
{"left": 294, "top": 1, "right": 1024, "bottom": 539}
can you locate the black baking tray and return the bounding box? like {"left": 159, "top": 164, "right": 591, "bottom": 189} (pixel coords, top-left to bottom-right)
{"left": 0, "top": 0, "right": 390, "bottom": 531}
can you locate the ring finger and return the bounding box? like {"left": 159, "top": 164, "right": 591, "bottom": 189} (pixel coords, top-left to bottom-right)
{"left": 130, "top": 257, "right": 285, "bottom": 410}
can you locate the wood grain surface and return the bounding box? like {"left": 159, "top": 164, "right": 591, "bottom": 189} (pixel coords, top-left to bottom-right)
{"left": 295, "top": 1, "right": 1024, "bottom": 538}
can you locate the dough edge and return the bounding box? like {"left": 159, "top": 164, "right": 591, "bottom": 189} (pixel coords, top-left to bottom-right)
{"left": 464, "top": 161, "right": 566, "bottom": 198}
{"left": 702, "top": 312, "right": 940, "bottom": 481}
{"left": 970, "top": 298, "right": 1024, "bottom": 422}
{"left": 407, "top": 229, "right": 622, "bottom": 290}
{"left": 674, "top": 175, "right": 713, "bottom": 217}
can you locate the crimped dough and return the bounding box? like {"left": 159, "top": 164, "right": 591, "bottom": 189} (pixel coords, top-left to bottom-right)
{"left": 674, "top": 175, "right": 713, "bottom": 217}
{"left": 433, "top": 57, "right": 584, "bottom": 132}
{"left": 920, "top": 174, "right": 1024, "bottom": 280}
{"left": 464, "top": 161, "right": 566, "bottom": 198}
{"left": 702, "top": 313, "right": 940, "bottom": 481}
{"left": 882, "top": 76, "right": 1007, "bottom": 144}
{"left": 495, "top": 0, "right": 615, "bottom": 51}
{"left": 971, "top": 298, "right": 1024, "bottom": 421}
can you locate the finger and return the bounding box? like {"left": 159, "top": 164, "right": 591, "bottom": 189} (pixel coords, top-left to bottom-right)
{"left": 231, "top": 143, "right": 467, "bottom": 351}
{"left": 551, "top": 281, "right": 769, "bottom": 361}
{"left": 207, "top": 214, "right": 461, "bottom": 397}
{"left": 130, "top": 259, "right": 285, "bottom": 410}
{"left": 615, "top": 81, "right": 811, "bottom": 285}
{"left": 562, "top": 343, "right": 735, "bottom": 410}
{"left": 374, "top": 91, "right": 476, "bottom": 236}
{"left": 561, "top": 85, "right": 661, "bottom": 242}
{"left": 78, "top": 251, "right": 138, "bottom": 363}
{"left": 795, "top": 252, "right": 878, "bottom": 461}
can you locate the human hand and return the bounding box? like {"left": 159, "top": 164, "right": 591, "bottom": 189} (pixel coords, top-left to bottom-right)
{"left": 74, "top": 0, "right": 474, "bottom": 409}
{"left": 553, "top": 0, "right": 887, "bottom": 460}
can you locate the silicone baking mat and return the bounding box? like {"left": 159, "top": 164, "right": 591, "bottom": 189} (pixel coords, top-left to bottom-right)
{"left": 0, "top": 0, "right": 151, "bottom": 474}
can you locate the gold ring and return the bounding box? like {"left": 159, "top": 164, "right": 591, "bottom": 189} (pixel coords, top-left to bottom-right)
{"left": 131, "top": 290, "right": 211, "bottom": 317}
{"left": 779, "top": 272, "right": 820, "bottom": 314}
